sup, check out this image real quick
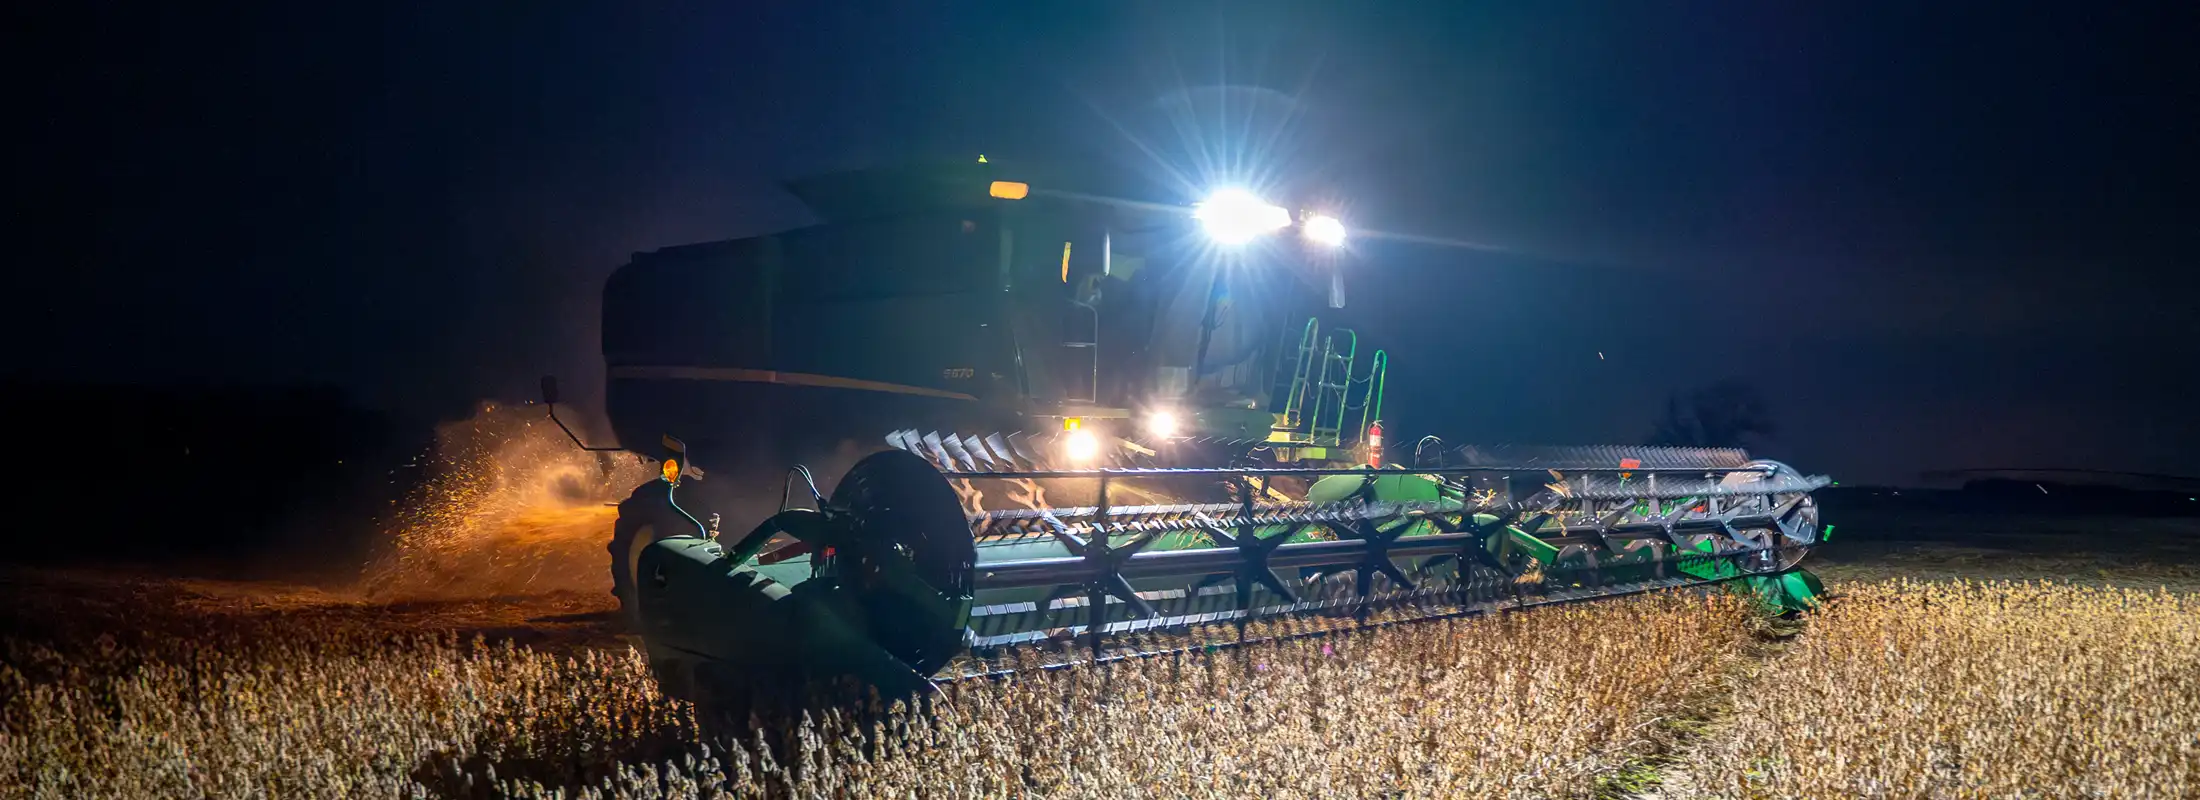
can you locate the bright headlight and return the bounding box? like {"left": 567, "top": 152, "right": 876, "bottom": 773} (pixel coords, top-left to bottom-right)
{"left": 1146, "top": 410, "right": 1180, "bottom": 439}
{"left": 1302, "top": 214, "right": 1347, "bottom": 247}
{"left": 1064, "top": 429, "right": 1101, "bottom": 462}
{"left": 1194, "top": 188, "right": 1291, "bottom": 245}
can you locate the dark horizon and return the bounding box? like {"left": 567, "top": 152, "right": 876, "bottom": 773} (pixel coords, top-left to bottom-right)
{"left": 14, "top": 2, "right": 2196, "bottom": 486}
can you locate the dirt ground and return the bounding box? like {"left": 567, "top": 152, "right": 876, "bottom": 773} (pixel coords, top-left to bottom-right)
{"left": 0, "top": 568, "right": 624, "bottom": 658}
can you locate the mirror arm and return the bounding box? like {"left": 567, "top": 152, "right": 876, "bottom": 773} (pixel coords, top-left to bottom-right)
{"left": 539, "top": 375, "right": 623, "bottom": 452}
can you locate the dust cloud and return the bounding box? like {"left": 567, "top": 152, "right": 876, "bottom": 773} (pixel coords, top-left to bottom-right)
{"left": 359, "top": 402, "right": 653, "bottom": 599}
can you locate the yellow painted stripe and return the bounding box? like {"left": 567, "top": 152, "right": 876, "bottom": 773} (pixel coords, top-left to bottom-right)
{"left": 609, "top": 365, "right": 977, "bottom": 401}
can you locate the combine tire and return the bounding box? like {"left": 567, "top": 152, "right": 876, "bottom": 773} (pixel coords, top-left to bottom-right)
{"left": 608, "top": 516, "right": 656, "bottom": 627}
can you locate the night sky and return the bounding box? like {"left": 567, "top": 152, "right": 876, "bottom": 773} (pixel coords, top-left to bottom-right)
{"left": 15, "top": 2, "right": 2197, "bottom": 485}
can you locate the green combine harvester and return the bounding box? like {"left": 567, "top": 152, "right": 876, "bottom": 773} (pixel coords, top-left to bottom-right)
{"left": 543, "top": 158, "right": 1828, "bottom": 699}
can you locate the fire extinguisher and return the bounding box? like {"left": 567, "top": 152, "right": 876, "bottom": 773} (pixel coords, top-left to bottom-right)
{"left": 1367, "top": 420, "right": 1385, "bottom": 468}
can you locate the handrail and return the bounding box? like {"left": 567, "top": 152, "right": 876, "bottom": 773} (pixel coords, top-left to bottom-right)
{"left": 1352, "top": 349, "right": 1388, "bottom": 446}
{"left": 1311, "top": 329, "right": 1357, "bottom": 445}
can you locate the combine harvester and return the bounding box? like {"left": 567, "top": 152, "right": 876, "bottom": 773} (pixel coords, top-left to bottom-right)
{"left": 542, "top": 159, "right": 1829, "bottom": 699}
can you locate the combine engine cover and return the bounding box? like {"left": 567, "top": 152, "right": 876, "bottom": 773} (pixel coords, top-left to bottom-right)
{"left": 597, "top": 161, "right": 1329, "bottom": 526}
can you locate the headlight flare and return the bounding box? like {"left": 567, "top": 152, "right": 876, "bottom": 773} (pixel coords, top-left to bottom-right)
{"left": 1302, "top": 213, "right": 1347, "bottom": 247}
{"left": 1063, "top": 429, "right": 1102, "bottom": 462}
{"left": 1193, "top": 188, "right": 1292, "bottom": 245}
{"left": 1145, "top": 410, "right": 1180, "bottom": 439}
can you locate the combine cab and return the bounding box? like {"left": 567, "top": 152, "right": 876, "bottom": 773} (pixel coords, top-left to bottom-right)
{"left": 545, "top": 159, "right": 1829, "bottom": 699}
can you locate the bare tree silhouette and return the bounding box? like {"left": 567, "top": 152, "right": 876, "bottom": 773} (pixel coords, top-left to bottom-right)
{"left": 1649, "top": 378, "right": 1777, "bottom": 448}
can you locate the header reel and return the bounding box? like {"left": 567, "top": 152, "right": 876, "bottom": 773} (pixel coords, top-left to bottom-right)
{"left": 627, "top": 437, "right": 1829, "bottom": 698}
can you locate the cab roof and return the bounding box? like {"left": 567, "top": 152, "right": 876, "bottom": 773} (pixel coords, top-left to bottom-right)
{"left": 782, "top": 158, "right": 1164, "bottom": 222}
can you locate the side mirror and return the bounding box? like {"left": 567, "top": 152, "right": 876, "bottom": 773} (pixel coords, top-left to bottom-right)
{"left": 539, "top": 375, "right": 562, "bottom": 405}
